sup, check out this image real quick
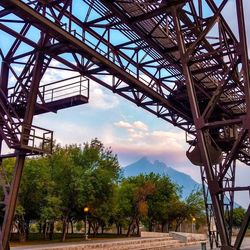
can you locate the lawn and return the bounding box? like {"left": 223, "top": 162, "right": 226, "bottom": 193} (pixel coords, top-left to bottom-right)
{"left": 10, "top": 233, "right": 129, "bottom": 247}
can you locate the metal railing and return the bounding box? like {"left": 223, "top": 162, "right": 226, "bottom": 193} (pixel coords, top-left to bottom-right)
{"left": 12, "top": 122, "right": 53, "bottom": 154}
{"left": 7, "top": 75, "right": 89, "bottom": 105}
{"left": 39, "top": 75, "right": 89, "bottom": 104}
{"left": 20, "top": 123, "right": 53, "bottom": 153}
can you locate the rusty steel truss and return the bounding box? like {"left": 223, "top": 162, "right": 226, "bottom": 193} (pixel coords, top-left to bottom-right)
{"left": 0, "top": 0, "right": 249, "bottom": 249}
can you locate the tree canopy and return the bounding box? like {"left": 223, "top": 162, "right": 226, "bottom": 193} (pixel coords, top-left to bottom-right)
{"left": 0, "top": 139, "right": 206, "bottom": 241}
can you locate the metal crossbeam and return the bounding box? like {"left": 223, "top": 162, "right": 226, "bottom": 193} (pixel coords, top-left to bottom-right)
{"left": 0, "top": 1, "right": 249, "bottom": 249}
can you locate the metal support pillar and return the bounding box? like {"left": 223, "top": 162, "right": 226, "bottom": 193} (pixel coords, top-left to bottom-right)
{"left": 0, "top": 58, "right": 11, "bottom": 250}
{"left": 0, "top": 1, "right": 249, "bottom": 249}
{"left": 0, "top": 155, "right": 25, "bottom": 250}
{"left": 172, "top": 7, "right": 233, "bottom": 250}
{"left": 233, "top": 1, "right": 250, "bottom": 247}
{"left": 0, "top": 49, "right": 44, "bottom": 250}
{"left": 0, "top": 60, "right": 9, "bottom": 155}
{"left": 201, "top": 166, "right": 219, "bottom": 249}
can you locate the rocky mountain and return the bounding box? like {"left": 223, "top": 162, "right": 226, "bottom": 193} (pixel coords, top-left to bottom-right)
{"left": 122, "top": 157, "right": 201, "bottom": 199}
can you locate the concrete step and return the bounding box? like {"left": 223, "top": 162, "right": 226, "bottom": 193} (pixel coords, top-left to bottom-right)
{"left": 19, "top": 236, "right": 202, "bottom": 250}
{"left": 80, "top": 237, "right": 187, "bottom": 250}
{"left": 108, "top": 241, "right": 185, "bottom": 250}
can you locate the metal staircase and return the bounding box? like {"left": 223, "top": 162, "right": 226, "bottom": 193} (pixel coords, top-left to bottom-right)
{"left": 0, "top": 90, "right": 22, "bottom": 149}
{"left": 0, "top": 87, "right": 53, "bottom": 154}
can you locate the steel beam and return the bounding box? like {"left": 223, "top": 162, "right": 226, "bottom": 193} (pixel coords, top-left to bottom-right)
{"left": 172, "top": 6, "right": 233, "bottom": 249}
{"left": 0, "top": 1, "right": 249, "bottom": 250}
{"left": 0, "top": 0, "right": 190, "bottom": 121}
{"left": 0, "top": 50, "right": 45, "bottom": 250}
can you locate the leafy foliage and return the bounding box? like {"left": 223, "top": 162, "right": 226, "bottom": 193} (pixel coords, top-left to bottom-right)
{"left": 1, "top": 139, "right": 206, "bottom": 242}
{"left": 232, "top": 207, "right": 246, "bottom": 228}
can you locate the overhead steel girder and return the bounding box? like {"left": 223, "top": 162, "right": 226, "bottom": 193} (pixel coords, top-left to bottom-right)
{"left": 0, "top": 0, "right": 171, "bottom": 108}
{"left": 171, "top": 7, "right": 231, "bottom": 248}
{"left": 0, "top": 0, "right": 194, "bottom": 128}
{"left": 96, "top": 0, "right": 250, "bottom": 249}
{"left": 0, "top": 1, "right": 249, "bottom": 250}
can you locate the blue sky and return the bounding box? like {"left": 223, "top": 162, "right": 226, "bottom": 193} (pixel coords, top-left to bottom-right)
{"left": 35, "top": 77, "right": 189, "bottom": 168}
{"left": 1, "top": 0, "right": 250, "bottom": 207}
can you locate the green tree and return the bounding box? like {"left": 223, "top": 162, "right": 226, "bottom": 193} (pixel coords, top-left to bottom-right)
{"left": 48, "top": 144, "right": 85, "bottom": 241}
{"left": 146, "top": 174, "right": 180, "bottom": 232}
{"left": 16, "top": 156, "right": 53, "bottom": 241}
{"left": 232, "top": 207, "right": 246, "bottom": 228}
{"left": 75, "top": 139, "right": 121, "bottom": 236}
{"left": 168, "top": 189, "right": 205, "bottom": 231}
{"left": 47, "top": 139, "right": 121, "bottom": 240}
{"left": 1, "top": 139, "right": 120, "bottom": 242}
{"left": 116, "top": 174, "right": 156, "bottom": 236}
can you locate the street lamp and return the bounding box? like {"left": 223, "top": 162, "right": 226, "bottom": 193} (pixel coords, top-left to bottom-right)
{"left": 84, "top": 207, "right": 89, "bottom": 240}
{"left": 192, "top": 217, "right": 196, "bottom": 233}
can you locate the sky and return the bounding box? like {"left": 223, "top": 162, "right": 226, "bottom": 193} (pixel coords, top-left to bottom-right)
{"left": 1, "top": 0, "right": 250, "bottom": 207}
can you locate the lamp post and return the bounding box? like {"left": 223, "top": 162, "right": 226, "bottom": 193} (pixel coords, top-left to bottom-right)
{"left": 84, "top": 207, "right": 89, "bottom": 240}
{"left": 192, "top": 217, "right": 196, "bottom": 233}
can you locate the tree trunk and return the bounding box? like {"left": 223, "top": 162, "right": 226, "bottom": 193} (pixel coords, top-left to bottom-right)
{"left": 42, "top": 221, "right": 47, "bottom": 240}
{"left": 136, "top": 219, "right": 140, "bottom": 236}
{"left": 116, "top": 224, "right": 119, "bottom": 235}
{"left": 17, "top": 216, "right": 27, "bottom": 242}
{"left": 91, "top": 221, "right": 99, "bottom": 237}
{"left": 126, "top": 221, "right": 132, "bottom": 237}
{"left": 70, "top": 219, "right": 74, "bottom": 234}
{"left": 175, "top": 218, "right": 184, "bottom": 232}
{"left": 126, "top": 218, "right": 136, "bottom": 237}
{"left": 25, "top": 219, "right": 30, "bottom": 241}
{"left": 66, "top": 222, "right": 69, "bottom": 234}
{"left": 49, "top": 220, "right": 54, "bottom": 240}
{"left": 19, "top": 232, "right": 26, "bottom": 242}
{"left": 148, "top": 221, "right": 153, "bottom": 232}
{"left": 166, "top": 222, "right": 170, "bottom": 233}
{"left": 88, "top": 221, "right": 91, "bottom": 235}
{"left": 161, "top": 222, "right": 165, "bottom": 232}
{"left": 18, "top": 221, "right": 26, "bottom": 243}
{"left": 39, "top": 222, "right": 42, "bottom": 235}
{"left": 61, "top": 216, "right": 69, "bottom": 242}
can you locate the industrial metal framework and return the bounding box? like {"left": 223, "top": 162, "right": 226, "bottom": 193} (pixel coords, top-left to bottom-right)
{"left": 0, "top": 0, "right": 249, "bottom": 249}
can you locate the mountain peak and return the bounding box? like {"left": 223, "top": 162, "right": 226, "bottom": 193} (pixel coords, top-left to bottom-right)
{"left": 123, "top": 157, "right": 201, "bottom": 199}
{"left": 153, "top": 159, "right": 169, "bottom": 169}
{"left": 136, "top": 156, "right": 150, "bottom": 164}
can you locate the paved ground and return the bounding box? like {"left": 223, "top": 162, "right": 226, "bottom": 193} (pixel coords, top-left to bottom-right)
{"left": 174, "top": 237, "right": 250, "bottom": 250}
{"left": 11, "top": 237, "right": 250, "bottom": 250}
{"left": 11, "top": 238, "right": 137, "bottom": 249}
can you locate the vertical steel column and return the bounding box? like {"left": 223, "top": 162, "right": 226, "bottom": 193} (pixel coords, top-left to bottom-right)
{"left": 0, "top": 50, "right": 44, "bottom": 250}
{"left": 201, "top": 166, "right": 219, "bottom": 248}
{"left": 0, "top": 60, "right": 9, "bottom": 155}
{"left": 234, "top": 1, "right": 250, "bottom": 247}
{"left": 0, "top": 155, "right": 25, "bottom": 250}
{"left": 172, "top": 7, "right": 232, "bottom": 250}
{"left": 0, "top": 61, "right": 9, "bottom": 96}
{"left": 0, "top": 60, "right": 11, "bottom": 250}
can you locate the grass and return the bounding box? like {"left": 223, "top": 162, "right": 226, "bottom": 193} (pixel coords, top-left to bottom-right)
{"left": 10, "top": 233, "right": 129, "bottom": 247}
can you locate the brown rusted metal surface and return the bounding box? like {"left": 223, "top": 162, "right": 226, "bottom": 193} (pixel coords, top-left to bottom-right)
{"left": 0, "top": 1, "right": 249, "bottom": 249}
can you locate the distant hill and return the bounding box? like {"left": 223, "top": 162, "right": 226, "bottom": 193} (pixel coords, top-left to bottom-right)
{"left": 122, "top": 157, "right": 201, "bottom": 199}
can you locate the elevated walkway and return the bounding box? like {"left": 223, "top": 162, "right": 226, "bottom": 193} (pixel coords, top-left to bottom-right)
{"left": 8, "top": 75, "right": 89, "bottom": 117}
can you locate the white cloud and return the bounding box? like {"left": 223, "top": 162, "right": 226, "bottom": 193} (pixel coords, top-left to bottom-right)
{"left": 88, "top": 82, "right": 119, "bottom": 110}
{"left": 133, "top": 121, "right": 148, "bottom": 131}
{"left": 112, "top": 119, "right": 187, "bottom": 167}
{"left": 114, "top": 121, "right": 133, "bottom": 129}
{"left": 33, "top": 116, "right": 88, "bottom": 145}
{"left": 39, "top": 60, "right": 120, "bottom": 110}
{"left": 114, "top": 120, "right": 148, "bottom": 131}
